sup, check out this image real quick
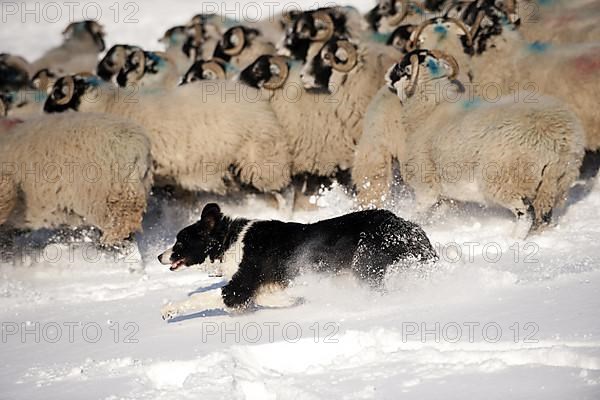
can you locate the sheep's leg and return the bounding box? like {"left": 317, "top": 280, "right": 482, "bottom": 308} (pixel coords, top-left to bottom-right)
{"left": 0, "top": 174, "right": 17, "bottom": 225}
{"left": 161, "top": 288, "right": 225, "bottom": 320}
{"left": 510, "top": 198, "right": 535, "bottom": 239}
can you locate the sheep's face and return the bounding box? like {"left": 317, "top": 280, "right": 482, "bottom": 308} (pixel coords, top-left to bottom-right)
{"left": 181, "top": 59, "right": 227, "bottom": 85}
{"left": 386, "top": 49, "right": 459, "bottom": 103}
{"left": 158, "top": 204, "right": 224, "bottom": 271}
{"left": 239, "top": 55, "right": 290, "bottom": 90}
{"left": 386, "top": 24, "right": 415, "bottom": 53}
{"left": 367, "top": 0, "right": 419, "bottom": 33}
{"left": 63, "top": 20, "right": 106, "bottom": 51}
{"left": 159, "top": 26, "right": 189, "bottom": 48}
{"left": 44, "top": 74, "right": 96, "bottom": 113}
{"left": 300, "top": 39, "right": 358, "bottom": 93}
{"left": 0, "top": 54, "right": 31, "bottom": 92}
{"left": 461, "top": 0, "right": 519, "bottom": 55}
{"left": 408, "top": 17, "right": 473, "bottom": 55}
{"left": 31, "top": 69, "right": 58, "bottom": 94}
{"left": 278, "top": 8, "right": 347, "bottom": 62}
{"left": 213, "top": 26, "right": 261, "bottom": 62}
{"left": 97, "top": 45, "right": 140, "bottom": 81}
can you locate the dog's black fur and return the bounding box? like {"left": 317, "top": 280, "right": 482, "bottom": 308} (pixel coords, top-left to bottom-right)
{"left": 159, "top": 203, "right": 437, "bottom": 309}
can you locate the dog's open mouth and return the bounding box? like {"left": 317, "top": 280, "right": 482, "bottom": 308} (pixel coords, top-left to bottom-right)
{"left": 170, "top": 259, "right": 186, "bottom": 271}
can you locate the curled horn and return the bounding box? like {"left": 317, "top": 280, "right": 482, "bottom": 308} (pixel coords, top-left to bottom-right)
{"left": 130, "top": 50, "right": 146, "bottom": 80}
{"left": 203, "top": 60, "right": 226, "bottom": 80}
{"left": 224, "top": 27, "right": 245, "bottom": 56}
{"left": 331, "top": 41, "right": 358, "bottom": 73}
{"left": 388, "top": 0, "right": 410, "bottom": 26}
{"left": 469, "top": 10, "right": 486, "bottom": 39}
{"left": 263, "top": 56, "right": 289, "bottom": 90}
{"left": 406, "top": 18, "right": 435, "bottom": 51}
{"left": 429, "top": 50, "right": 459, "bottom": 79}
{"left": 311, "top": 11, "right": 335, "bottom": 41}
{"left": 0, "top": 98, "right": 6, "bottom": 117}
{"left": 407, "top": 17, "right": 473, "bottom": 52}
{"left": 404, "top": 53, "right": 420, "bottom": 98}
{"left": 55, "top": 76, "right": 75, "bottom": 105}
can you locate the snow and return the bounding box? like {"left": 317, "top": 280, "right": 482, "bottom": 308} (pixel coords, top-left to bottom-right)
{"left": 1, "top": 1, "right": 600, "bottom": 399}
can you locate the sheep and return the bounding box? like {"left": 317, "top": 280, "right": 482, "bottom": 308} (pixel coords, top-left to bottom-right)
{"left": 159, "top": 26, "right": 200, "bottom": 75}
{"left": 278, "top": 7, "right": 368, "bottom": 63}
{"left": 30, "top": 20, "right": 106, "bottom": 75}
{"left": 2, "top": 69, "right": 60, "bottom": 118}
{"left": 237, "top": 38, "right": 400, "bottom": 202}
{"left": 180, "top": 59, "right": 228, "bottom": 85}
{"left": 406, "top": 8, "right": 600, "bottom": 164}
{"left": 97, "top": 45, "right": 142, "bottom": 82}
{"left": 355, "top": 49, "right": 584, "bottom": 235}
{"left": 115, "top": 50, "right": 180, "bottom": 89}
{"left": 366, "top": 0, "right": 453, "bottom": 34}
{"left": 0, "top": 112, "right": 153, "bottom": 244}
{"left": 97, "top": 45, "right": 179, "bottom": 89}
{"left": 43, "top": 74, "right": 291, "bottom": 196}
{"left": 212, "top": 25, "right": 276, "bottom": 72}
{"left": 0, "top": 53, "right": 31, "bottom": 92}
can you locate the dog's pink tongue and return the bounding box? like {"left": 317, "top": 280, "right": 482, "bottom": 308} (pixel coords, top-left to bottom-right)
{"left": 170, "top": 260, "right": 184, "bottom": 271}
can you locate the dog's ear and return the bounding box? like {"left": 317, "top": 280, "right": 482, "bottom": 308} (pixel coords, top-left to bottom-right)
{"left": 200, "top": 203, "right": 222, "bottom": 231}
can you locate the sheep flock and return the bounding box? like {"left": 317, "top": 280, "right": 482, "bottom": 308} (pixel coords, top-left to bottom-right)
{"left": 0, "top": 0, "right": 598, "bottom": 245}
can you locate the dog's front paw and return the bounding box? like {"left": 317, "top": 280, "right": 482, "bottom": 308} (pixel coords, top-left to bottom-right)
{"left": 161, "top": 303, "right": 181, "bottom": 321}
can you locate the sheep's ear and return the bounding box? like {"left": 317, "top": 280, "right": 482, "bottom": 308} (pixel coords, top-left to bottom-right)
{"left": 200, "top": 203, "right": 222, "bottom": 231}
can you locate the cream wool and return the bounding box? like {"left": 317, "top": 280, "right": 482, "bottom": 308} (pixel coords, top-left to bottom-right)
{"left": 0, "top": 113, "right": 153, "bottom": 244}
{"left": 45, "top": 78, "right": 291, "bottom": 194}
{"left": 355, "top": 51, "right": 584, "bottom": 233}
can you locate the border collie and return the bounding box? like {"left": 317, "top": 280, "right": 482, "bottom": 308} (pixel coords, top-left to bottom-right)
{"left": 158, "top": 203, "right": 437, "bottom": 320}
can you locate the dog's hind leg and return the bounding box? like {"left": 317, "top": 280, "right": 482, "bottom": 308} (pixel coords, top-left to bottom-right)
{"left": 161, "top": 288, "right": 225, "bottom": 320}
{"left": 254, "top": 283, "right": 302, "bottom": 308}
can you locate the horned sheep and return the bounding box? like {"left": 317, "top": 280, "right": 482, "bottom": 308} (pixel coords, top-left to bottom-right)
{"left": 43, "top": 75, "right": 291, "bottom": 196}
{"left": 239, "top": 38, "right": 401, "bottom": 188}
{"left": 353, "top": 50, "right": 584, "bottom": 235}
{"left": 0, "top": 113, "right": 153, "bottom": 244}
{"left": 29, "top": 20, "right": 106, "bottom": 75}
{"left": 407, "top": 7, "right": 600, "bottom": 154}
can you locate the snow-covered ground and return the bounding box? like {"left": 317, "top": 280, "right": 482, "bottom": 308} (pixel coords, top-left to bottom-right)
{"left": 2, "top": 1, "right": 600, "bottom": 399}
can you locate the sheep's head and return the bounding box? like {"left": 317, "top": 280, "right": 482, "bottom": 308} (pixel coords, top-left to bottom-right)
{"left": 159, "top": 25, "right": 190, "bottom": 48}
{"left": 279, "top": 8, "right": 355, "bottom": 62}
{"left": 31, "top": 69, "right": 58, "bottom": 94}
{"left": 239, "top": 55, "right": 290, "bottom": 90}
{"left": 407, "top": 17, "right": 474, "bottom": 55}
{"left": 181, "top": 59, "right": 227, "bottom": 85}
{"left": 300, "top": 38, "right": 358, "bottom": 93}
{"left": 0, "top": 53, "right": 31, "bottom": 92}
{"left": 460, "top": 0, "right": 519, "bottom": 54}
{"left": 213, "top": 26, "right": 261, "bottom": 61}
{"left": 386, "top": 24, "right": 416, "bottom": 53}
{"left": 97, "top": 45, "right": 141, "bottom": 81}
{"left": 63, "top": 20, "right": 106, "bottom": 51}
{"left": 44, "top": 73, "right": 99, "bottom": 113}
{"left": 386, "top": 49, "right": 459, "bottom": 103}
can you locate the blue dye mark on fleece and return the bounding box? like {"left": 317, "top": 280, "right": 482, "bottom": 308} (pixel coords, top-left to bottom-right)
{"left": 84, "top": 75, "right": 102, "bottom": 87}
{"left": 538, "top": 0, "right": 555, "bottom": 7}
{"left": 527, "top": 41, "right": 551, "bottom": 53}
{"left": 426, "top": 59, "right": 442, "bottom": 77}
{"left": 462, "top": 98, "right": 481, "bottom": 110}
{"left": 434, "top": 24, "right": 447, "bottom": 39}
{"left": 371, "top": 32, "right": 390, "bottom": 43}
